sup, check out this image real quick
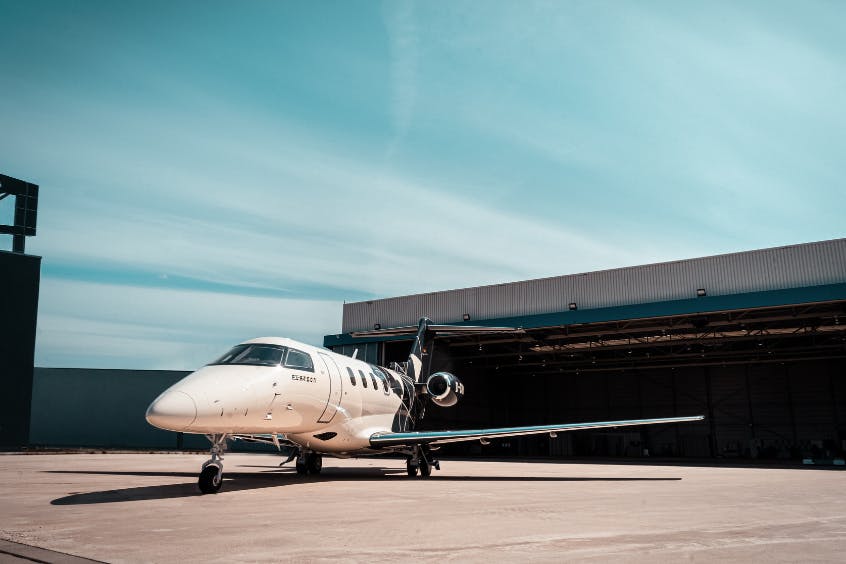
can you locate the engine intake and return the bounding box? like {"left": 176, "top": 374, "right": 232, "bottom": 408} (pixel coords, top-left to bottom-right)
{"left": 425, "top": 372, "right": 464, "bottom": 407}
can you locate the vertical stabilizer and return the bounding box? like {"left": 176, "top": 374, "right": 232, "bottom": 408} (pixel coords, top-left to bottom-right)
{"left": 407, "top": 317, "right": 432, "bottom": 383}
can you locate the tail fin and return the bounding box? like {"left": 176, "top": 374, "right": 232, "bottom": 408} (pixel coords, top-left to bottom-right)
{"left": 407, "top": 317, "right": 432, "bottom": 383}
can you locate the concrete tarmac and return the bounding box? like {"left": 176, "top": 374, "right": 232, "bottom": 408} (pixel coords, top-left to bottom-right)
{"left": 1, "top": 453, "right": 844, "bottom": 563}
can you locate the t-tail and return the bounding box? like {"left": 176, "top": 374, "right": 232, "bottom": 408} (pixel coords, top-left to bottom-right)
{"left": 406, "top": 317, "right": 433, "bottom": 384}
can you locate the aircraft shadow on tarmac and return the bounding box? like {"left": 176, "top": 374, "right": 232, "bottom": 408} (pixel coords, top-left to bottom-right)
{"left": 47, "top": 467, "right": 681, "bottom": 505}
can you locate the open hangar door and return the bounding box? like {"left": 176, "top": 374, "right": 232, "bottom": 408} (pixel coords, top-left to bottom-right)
{"left": 388, "top": 300, "right": 846, "bottom": 460}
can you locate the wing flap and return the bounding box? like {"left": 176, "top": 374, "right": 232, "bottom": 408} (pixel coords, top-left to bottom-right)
{"left": 369, "top": 415, "right": 704, "bottom": 447}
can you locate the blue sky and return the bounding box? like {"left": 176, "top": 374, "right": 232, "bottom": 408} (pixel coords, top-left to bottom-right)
{"left": 2, "top": 1, "right": 844, "bottom": 369}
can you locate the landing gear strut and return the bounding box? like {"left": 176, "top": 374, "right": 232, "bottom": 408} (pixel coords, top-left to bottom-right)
{"left": 407, "top": 445, "right": 439, "bottom": 478}
{"left": 198, "top": 433, "right": 227, "bottom": 494}
{"left": 295, "top": 451, "right": 323, "bottom": 475}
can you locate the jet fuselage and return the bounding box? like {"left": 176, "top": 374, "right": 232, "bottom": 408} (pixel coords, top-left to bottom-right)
{"left": 146, "top": 337, "right": 410, "bottom": 454}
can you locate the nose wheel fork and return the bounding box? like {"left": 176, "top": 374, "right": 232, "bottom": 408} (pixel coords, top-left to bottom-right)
{"left": 198, "top": 434, "right": 227, "bottom": 494}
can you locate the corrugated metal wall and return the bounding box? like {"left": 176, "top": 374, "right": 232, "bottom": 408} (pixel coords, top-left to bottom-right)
{"left": 343, "top": 239, "right": 846, "bottom": 332}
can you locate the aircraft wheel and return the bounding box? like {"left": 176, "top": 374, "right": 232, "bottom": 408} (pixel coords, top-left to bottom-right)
{"left": 406, "top": 458, "right": 419, "bottom": 477}
{"left": 198, "top": 465, "right": 222, "bottom": 494}
{"left": 296, "top": 455, "right": 308, "bottom": 475}
{"left": 419, "top": 460, "right": 432, "bottom": 478}
{"left": 307, "top": 453, "right": 323, "bottom": 475}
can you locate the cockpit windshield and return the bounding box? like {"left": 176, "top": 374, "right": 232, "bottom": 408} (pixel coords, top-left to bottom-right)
{"left": 211, "top": 344, "right": 286, "bottom": 367}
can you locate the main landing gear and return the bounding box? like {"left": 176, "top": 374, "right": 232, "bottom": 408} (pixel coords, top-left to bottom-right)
{"left": 406, "top": 446, "right": 439, "bottom": 478}
{"left": 198, "top": 433, "right": 227, "bottom": 494}
{"left": 295, "top": 450, "right": 323, "bottom": 476}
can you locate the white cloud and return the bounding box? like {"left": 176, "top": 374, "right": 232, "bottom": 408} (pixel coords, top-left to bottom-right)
{"left": 24, "top": 93, "right": 671, "bottom": 302}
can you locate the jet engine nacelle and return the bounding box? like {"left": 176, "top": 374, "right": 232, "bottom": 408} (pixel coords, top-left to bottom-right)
{"left": 425, "top": 372, "right": 465, "bottom": 407}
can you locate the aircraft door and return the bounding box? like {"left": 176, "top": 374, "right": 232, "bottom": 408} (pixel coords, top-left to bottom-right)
{"left": 316, "top": 352, "right": 343, "bottom": 423}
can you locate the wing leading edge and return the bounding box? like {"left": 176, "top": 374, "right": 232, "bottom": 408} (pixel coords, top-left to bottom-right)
{"left": 369, "top": 415, "right": 704, "bottom": 447}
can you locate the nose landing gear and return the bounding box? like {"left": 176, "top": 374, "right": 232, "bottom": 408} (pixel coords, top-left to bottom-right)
{"left": 198, "top": 434, "right": 227, "bottom": 494}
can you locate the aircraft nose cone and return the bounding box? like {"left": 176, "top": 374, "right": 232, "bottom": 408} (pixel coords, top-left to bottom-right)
{"left": 146, "top": 391, "right": 197, "bottom": 431}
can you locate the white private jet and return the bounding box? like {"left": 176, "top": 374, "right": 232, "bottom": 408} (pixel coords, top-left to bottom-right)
{"left": 146, "top": 317, "right": 704, "bottom": 493}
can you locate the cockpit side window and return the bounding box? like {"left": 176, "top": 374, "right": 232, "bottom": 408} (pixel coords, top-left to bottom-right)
{"left": 210, "top": 344, "right": 286, "bottom": 367}
{"left": 369, "top": 372, "right": 378, "bottom": 389}
{"left": 284, "top": 348, "right": 314, "bottom": 372}
{"left": 358, "top": 369, "right": 368, "bottom": 388}
{"left": 347, "top": 367, "right": 356, "bottom": 385}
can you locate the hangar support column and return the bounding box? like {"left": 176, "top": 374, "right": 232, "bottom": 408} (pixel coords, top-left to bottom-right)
{"left": 0, "top": 251, "right": 41, "bottom": 447}
{"left": 0, "top": 174, "right": 40, "bottom": 449}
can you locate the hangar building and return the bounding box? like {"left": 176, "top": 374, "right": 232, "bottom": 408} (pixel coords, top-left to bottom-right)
{"left": 325, "top": 239, "right": 846, "bottom": 460}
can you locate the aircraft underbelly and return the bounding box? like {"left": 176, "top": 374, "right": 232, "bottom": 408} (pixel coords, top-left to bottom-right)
{"left": 283, "top": 411, "right": 395, "bottom": 453}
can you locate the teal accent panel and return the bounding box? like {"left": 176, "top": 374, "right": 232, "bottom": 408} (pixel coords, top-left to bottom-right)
{"left": 325, "top": 283, "right": 846, "bottom": 347}
{"left": 324, "top": 332, "right": 413, "bottom": 348}
{"left": 29, "top": 368, "right": 207, "bottom": 449}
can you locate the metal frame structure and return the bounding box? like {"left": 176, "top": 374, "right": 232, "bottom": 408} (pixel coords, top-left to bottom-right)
{"left": 0, "top": 173, "right": 39, "bottom": 253}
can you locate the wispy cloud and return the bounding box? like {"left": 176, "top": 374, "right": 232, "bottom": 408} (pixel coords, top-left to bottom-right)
{"left": 382, "top": 0, "right": 418, "bottom": 156}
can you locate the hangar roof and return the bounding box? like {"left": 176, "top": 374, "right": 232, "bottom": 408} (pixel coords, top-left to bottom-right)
{"left": 335, "top": 238, "right": 846, "bottom": 336}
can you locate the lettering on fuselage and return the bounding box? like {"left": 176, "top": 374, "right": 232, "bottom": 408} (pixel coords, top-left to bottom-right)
{"left": 292, "top": 374, "right": 317, "bottom": 383}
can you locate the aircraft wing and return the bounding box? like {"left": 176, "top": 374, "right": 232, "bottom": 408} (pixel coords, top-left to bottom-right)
{"left": 369, "top": 415, "right": 704, "bottom": 447}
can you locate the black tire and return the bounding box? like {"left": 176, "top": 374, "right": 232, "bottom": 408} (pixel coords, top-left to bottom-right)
{"left": 295, "top": 455, "right": 308, "bottom": 475}
{"left": 419, "top": 460, "right": 432, "bottom": 478}
{"left": 307, "top": 453, "right": 323, "bottom": 475}
{"left": 406, "top": 458, "right": 419, "bottom": 477}
{"left": 198, "top": 465, "right": 222, "bottom": 494}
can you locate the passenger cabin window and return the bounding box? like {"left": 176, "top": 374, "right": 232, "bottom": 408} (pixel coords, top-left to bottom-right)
{"left": 358, "top": 369, "right": 368, "bottom": 388}
{"left": 347, "top": 367, "right": 356, "bottom": 385}
{"left": 284, "top": 348, "right": 314, "bottom": 372}
{"left": 210, "top": 344, "right": 286, "bottom": 367}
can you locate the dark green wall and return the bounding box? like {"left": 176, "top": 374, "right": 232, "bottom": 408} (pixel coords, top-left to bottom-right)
{"left": 29, "top": 368, "right": 278, "bottom": 452}
{"left": 29, "top": 368, "right": 207, "bottom": 449}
